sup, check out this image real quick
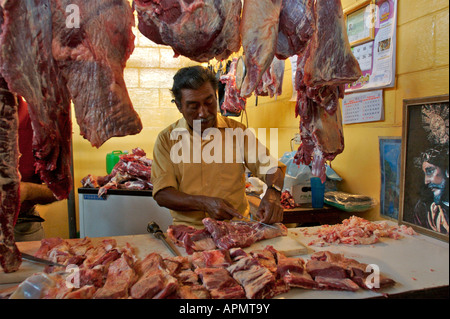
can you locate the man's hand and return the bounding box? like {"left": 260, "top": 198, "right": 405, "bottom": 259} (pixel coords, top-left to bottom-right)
{"left": 201, "top": 197, "right": 243, "bottom": 221}
{"left": 256, "top": 188, "right": 284, "bottom": 224}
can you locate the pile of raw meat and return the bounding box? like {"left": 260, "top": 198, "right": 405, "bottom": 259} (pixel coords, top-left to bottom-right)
{"left": 167, "top": 218, "right": 288, "bottom": 254}
{"left": 0, "top": 0, "right": 141, "bottom": 273}
{"left": 301, "top": 216, "right": 418, "bottom": 246}
{"left": 7, "top": 237, "right": 395, "bottom": 299}
{"left": 81, "top": 147, "right": 153, "bottom": 197}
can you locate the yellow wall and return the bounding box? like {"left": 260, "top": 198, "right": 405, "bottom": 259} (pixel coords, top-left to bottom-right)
{"left": 40, "top": 0, "right": 449, "bottom": 238}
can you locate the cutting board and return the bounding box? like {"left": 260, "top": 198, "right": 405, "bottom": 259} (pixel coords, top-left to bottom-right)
{"left": 243, "top": 230, "right": 311, "bottom": 256}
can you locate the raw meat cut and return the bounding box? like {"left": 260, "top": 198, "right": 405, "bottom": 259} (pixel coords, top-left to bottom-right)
{"left": 303, "top": 0, "right": 362, "bottom": 87}
{"left": 81, "top": 148, "right": 153, "bottom": 196}
{"left": 240, "top": 0, "right": 283, "bottom": 98}
{"left": 130, "top": 253, "right": 177, "bottom": 299}
{"left": 219, "top": 58, "right": 247, "bottom": 114}
{"left": 227, "top": 253, "right": 277, "bottom": 299}
{"left": 275, "top": 0, "right": 314, "bottom": 60}
{"left": 191, "top": 249, "right": 232, "bottom": 269}
{"left": 195, "top": 267, "right": 246, "bottom": 299}
{"left": 51, "top": 0, "right": 142, "bottom": 148}
{"left": 203, "top": 217, "right": 288, "bottom": 250}
{"left": 276, "top": 255, "right": 317, "bottom": 289}
{"left": 310, "top": 251, "right": 396, "bottom": 290}
{"left": 255, "top": 57, "right": 285, "bottom": 98}
{"left": 0, "top": 0, "right": 73, "bottom": 200}
{"left": 134, "top": 0, "right": 242, "bottom": 63}
{"left": 167, "top": 225, "right": 216, "bottom": 255}
{"left": 302, "top": 215, "right": 416, "bottom": 246}
{"left": 167, "top": 218, "right": 288, "bottom": 253}
{"left": 0, "top": 74, "right": 21, "bottom": 273}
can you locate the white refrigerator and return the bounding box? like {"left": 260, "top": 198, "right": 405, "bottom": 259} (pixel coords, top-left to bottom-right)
{"left": 78, "top": 188, "right": 172, "bottom": 238}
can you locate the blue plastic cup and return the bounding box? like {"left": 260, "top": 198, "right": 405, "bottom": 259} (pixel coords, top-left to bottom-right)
{"left": 310, "top": 177, "right": 325, "bottom": 208}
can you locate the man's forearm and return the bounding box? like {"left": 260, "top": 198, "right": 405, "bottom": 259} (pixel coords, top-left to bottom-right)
{"left": 153, "top": 187, "right": 206, "bottom": 212}
{"left": 265, "top": 167, "right": 285, "bottom": 190}
{"left": 20, "top": 182, "right": 57, "bottom": 205}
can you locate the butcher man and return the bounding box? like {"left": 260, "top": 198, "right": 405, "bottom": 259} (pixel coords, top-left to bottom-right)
{"left": 15, "top": 96, "right": 58, "bottom": 241}
{"left": 151, "top": 66, "right": 285, "bottom": 228}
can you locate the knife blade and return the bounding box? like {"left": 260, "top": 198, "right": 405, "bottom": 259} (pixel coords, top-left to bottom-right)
{"left": 147, "top": 222, "right": 182, "bottom": 256}
{"left": 238, "top": 216, "right": 279, "bottom": 229}
{"left": 21, "top": 253, "right": 66, "bottom": 268}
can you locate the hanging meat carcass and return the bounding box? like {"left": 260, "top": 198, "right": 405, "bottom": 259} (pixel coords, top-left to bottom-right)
{"left": 51, "top": 0, "right": 142, "bottom": 148}
{"left": 0, "top": 0, "right": 73, "bottom": 200}
{"left": 134, "top": 0, "right": 242, "bottom": 63}
{"left": 293, "top": 0, "right": 361, "bottom": 182}
{"left": 239, "top": 0, "right": 283, "bottom": 98}
{"left": 302, "top": 0, "right": 362, "bottom": 87}
{"left": 219, "top": 58, "right": 247, "bottom": 114}
{"left": 0, "top": 0, "right": 141, "bottom": 273}
{"left": 0, "top": 74, "right": 22, "bottom": 273}
{"left": 255, "top": 56, "right": 285, "bottom": 98}
{"left": 275, "top": 0, "right": 314, "bottom": 60}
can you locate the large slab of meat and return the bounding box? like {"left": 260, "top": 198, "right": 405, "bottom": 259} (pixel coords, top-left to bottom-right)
{"left": 167, "top": 217, "right": 288, "bottom": 254}
{"left": 51, "top": 0, "right": 142, "bottom": 148}
{"left": 0, "top": 75, "right": 21, "bottom": 273}
{"left": 134, "top": 0, "right": 242, "bottom": 63}
{"left": 239, "top": 0, "right": 283, "bottom": 98}
{"left": 275, "top": 0, "right": 314, "bottom": 60}
{"left": 0, "top": 0, "right": 73, "bottom": 200}
{"left": 0, "top": 0, "right": 141, "bottom": 274}
{"left": 303, "top": 0, "right": 362, "bottom": 87}
{"left": 7, "top": 238, "right": 396, "bottom": 299}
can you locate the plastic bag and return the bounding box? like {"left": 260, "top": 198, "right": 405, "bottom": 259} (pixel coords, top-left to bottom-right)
{"left": 324, "top": 191, "right": 377, "bottom": 212}
{"left": 9, "top": 273, "right": 56, "bottom": 299}
{"left": 279, "top": 151, "right": 342, "bottom": 203}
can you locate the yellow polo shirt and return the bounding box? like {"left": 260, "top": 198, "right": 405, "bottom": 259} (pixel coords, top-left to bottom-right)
{"left": 151, "top": 115, "right": 285, "bottom": 228}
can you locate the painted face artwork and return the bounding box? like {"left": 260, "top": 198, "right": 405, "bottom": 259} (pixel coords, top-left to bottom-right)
{"left": 422, "top": 161, "right": 448, "bottom": 204}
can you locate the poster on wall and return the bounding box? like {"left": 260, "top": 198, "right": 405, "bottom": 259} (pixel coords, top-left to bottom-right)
{"left": 379, "top": 137, "right": 402, "bottom": 220}
{"left": 344, "top": 0, "right": 397, "bottom": 93}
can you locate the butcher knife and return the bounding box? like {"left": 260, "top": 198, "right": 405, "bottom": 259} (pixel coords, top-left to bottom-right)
{"left": 21, "top": 253, "right": 66, "bottom": 268}
{"left": 147, "top": 222, "right": 181, "bottom": 257}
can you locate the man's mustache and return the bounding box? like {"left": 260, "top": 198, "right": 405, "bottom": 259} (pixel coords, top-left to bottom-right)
{"left": 194, "top": 117, "right": 215, "bottom": 123}
{"left": 428, "top": 183, "right": 445, "bottom": 190}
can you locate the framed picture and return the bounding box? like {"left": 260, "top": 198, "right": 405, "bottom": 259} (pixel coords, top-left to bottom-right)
{"left": 399, "top": 94, "right": 449, "bottom": 242}
{"left": 379, "top": 137, "right": 401, "bottom": 220}
{"left": 344, "top": 0, "right": 376, "bottom": 47}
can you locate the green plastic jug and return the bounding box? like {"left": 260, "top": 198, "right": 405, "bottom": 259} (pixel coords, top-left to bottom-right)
{"left": 106, "top": 150, "right": 123, "bottom": 174}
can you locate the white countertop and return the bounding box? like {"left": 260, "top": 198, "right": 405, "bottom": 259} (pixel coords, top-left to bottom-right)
{"left": 1, "top": 222, "right": 448, "bottom": 299}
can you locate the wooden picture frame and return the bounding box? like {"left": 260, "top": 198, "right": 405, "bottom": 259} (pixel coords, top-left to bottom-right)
{"left": 399, "top": 94, "right": 449, "bottom": 242}
{"left": 344, "top": 0, "right": 376, "bottom": 47}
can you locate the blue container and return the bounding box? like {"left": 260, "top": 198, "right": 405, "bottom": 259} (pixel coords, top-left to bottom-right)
{"left": 310, "top": 177, "right": 325, "bottom": 208}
